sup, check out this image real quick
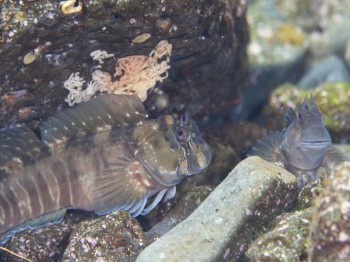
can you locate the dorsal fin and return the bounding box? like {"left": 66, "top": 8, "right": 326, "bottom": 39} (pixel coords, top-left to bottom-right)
{"left": 0, "top": 126, "right": 47, "bottom": 177}
{"left": 40, "top": 94, "right": 149, "bottom": 147}
{"left": 284, "top": 107, "right": 297, "bottom": 129}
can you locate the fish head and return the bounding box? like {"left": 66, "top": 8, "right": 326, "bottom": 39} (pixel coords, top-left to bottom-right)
{"left": 135, "top": 114, "right": 212, "bottom": 187}
{"left": 281, "top": 96, "right": 331, "bottom": 170}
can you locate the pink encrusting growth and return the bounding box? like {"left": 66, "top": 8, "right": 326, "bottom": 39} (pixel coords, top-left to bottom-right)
{"left": 64, "top": 40, "right": 172, "bottom": 106}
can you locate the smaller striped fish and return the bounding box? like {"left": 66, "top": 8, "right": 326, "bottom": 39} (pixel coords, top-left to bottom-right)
{"left": 250, "top": 96, "right": 348, "bottom": 187}
{"left": 0, "top": 94, "right": 212, "bottom": 244}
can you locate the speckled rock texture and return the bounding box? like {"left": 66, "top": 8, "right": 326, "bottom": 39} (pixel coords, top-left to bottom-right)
{"left": 0, "top": 0, "right": 248, "bottom": 129}
{"left": 146, "top": 186, "right": 213, "bottom": 242}
{"left": 0, "top": 223, "right": 71, "bottom": 262}
{"left": 246, "top": 209, "right": 312, "bottom": 262}
{"left": 310, "top": 162, "right": 350, "bottom": 261}
{"left": 62, "top": 211, "right": 146, "bottom": 262}
{"left": 136, "top": 156, "right": 298, "bottom": 262}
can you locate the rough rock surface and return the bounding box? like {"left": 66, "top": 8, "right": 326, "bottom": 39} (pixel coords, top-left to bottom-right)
{"left": 310, "top": 162, "right": 350, "bottom": 261}
{"left": 246, "top": 209, "right": 312, "bottom": 262}
{"left": 145, "top": 186, "right": 213, "bottom": 242}
{"left": 136, "top": 156, "right": 298, "bottom": 262}
{"left": 0, "top": 0, "right": 248, "bottom": 129}
{"left": 0, "top": 223, "right": 71, "bottom": 262}
{"left": 62, "top": 211, "right": 146, "bottom": 262}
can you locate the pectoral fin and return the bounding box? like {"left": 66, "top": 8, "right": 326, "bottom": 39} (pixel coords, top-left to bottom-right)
{"left": 249, "top": 131, "right": 285, "bottom": 164}
{"left": 325, "top": 145, "right": 350, "bottom": 168}
{"left": 93, "top": 154, "right": 153, "bottom": 217}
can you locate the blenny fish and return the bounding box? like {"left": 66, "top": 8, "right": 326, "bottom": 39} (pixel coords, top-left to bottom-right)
{"left": 0, "top": 94, "right": 212, "bottom": 244}
{"left": 250, "top": 96, "right": 347, "bottom": 187}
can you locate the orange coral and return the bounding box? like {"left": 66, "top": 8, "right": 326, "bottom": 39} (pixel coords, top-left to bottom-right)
{"left": 64, "top": 40, "right": 172, "bottom": 106}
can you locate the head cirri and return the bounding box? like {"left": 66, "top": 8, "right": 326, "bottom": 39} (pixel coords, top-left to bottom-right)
{"left": 134, "top": 112, "right": 212, "bottom": 187}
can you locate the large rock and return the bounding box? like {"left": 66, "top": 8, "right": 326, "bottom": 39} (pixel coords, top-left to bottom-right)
{"left": 136, "top": 156, "right": 298, "bottom": 262}
{"left": 246, "top": 209, "right": 312, "bottom": 262}
{"left": 0, "top": 0, "right": 248, "bottom": 128}
{"left": 0, "top": 223, "right": 71, "bottom": 262}
{"left": 62, "top": 211, "right": 146, "bottom": 262}
{"left": 310, "top": 162, "right": 350, "bottom": 261}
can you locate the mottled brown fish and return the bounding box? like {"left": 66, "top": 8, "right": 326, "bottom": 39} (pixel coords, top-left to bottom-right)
{"left": 250, "top": 96, "right": 348, "bottom": 187}
{"left": 0, "top": 94, "right": 212, "bottom": 244}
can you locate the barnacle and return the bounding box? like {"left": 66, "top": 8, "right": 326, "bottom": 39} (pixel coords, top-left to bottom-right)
{"left": 61, "top": 0, "right": 83, "bottom": 15}
{"left": 90, "top": 50, "right": 114, "bottom": 64}
{"left": 64, "top": 40, "right": 172, "bottom": 106}
{"left": 132, "top": 33, "right": 151, "bottom": 44}
{"left": 23, "top": 51, "right": 36, "bottom": 65}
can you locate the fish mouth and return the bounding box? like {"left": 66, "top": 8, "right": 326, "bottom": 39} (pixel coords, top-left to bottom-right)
{"left": 298, "top": 140, "right": 331, "bottom": 148}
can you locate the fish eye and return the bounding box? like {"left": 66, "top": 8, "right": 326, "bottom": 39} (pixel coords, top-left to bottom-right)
{"left": 176, "top": 126, "right": 189, "bottom": 142}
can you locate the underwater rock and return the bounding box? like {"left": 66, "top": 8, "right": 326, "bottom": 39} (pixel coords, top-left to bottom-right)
{"left": 298, "top": 56, "right": 350, "bottom": 88}
{"left": 247, "top": 0, "right": 350, "bottom": 64}
{"left": 145, "top": 186, "right": 213, "bottom": 242}
{"left": 0, "top": 223, "right": 71, "bottom": 262}
{"left": 62, "top": 211, "right": 146, "bottom": 262}
{"left": 136, "top": 156, "right": 298, "bottom": 262}
{"left": 0, "top": 0, "right": 248, "bottom": 128}
{"left": 246, "top": 209, "right": 312, "bottom": 262}
{"left": 310, "top": 162, "right": 350, "bottom": 261}
{"left": 223, "top": 122, "right": 264, "bottom": 155}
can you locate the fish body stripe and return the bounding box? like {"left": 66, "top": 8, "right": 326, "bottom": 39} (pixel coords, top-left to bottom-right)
{"left": 0, "top": 94, "right": 212, "bottom": 244}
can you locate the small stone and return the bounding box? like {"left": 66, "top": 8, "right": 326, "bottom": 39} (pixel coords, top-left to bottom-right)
{"left": 156, "top": 17, "right": 172, "bottom": 33}
{"left": 23, "top": 51, "right": 36, "bottom": 65}
{"left": 132, "top": 33, "right": 151, "bottom": 44}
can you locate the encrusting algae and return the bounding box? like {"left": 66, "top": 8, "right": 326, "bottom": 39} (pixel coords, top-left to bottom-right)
{"left": 64, "top": 40, "right": 172, "bottom": 106}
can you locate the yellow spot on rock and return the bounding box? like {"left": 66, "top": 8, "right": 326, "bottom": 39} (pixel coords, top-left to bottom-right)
{"left": 132, "top": 33, "right": 151, "bottom": 44}
{"left": 23, "top": 51, "right": 36, "bottom": 65}
{"left": 277, "top": 24, "right": 305, "bottom": 46}
{"left": 61, "top": 0, "right": 83, "bottom": 15}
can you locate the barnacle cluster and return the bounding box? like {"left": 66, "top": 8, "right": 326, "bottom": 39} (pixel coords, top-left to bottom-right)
{"left": 64, "top": 40, "right": 172, "bottom": 106}
{"left": 60, "top": 0, "right": 83, "bottom": 15}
